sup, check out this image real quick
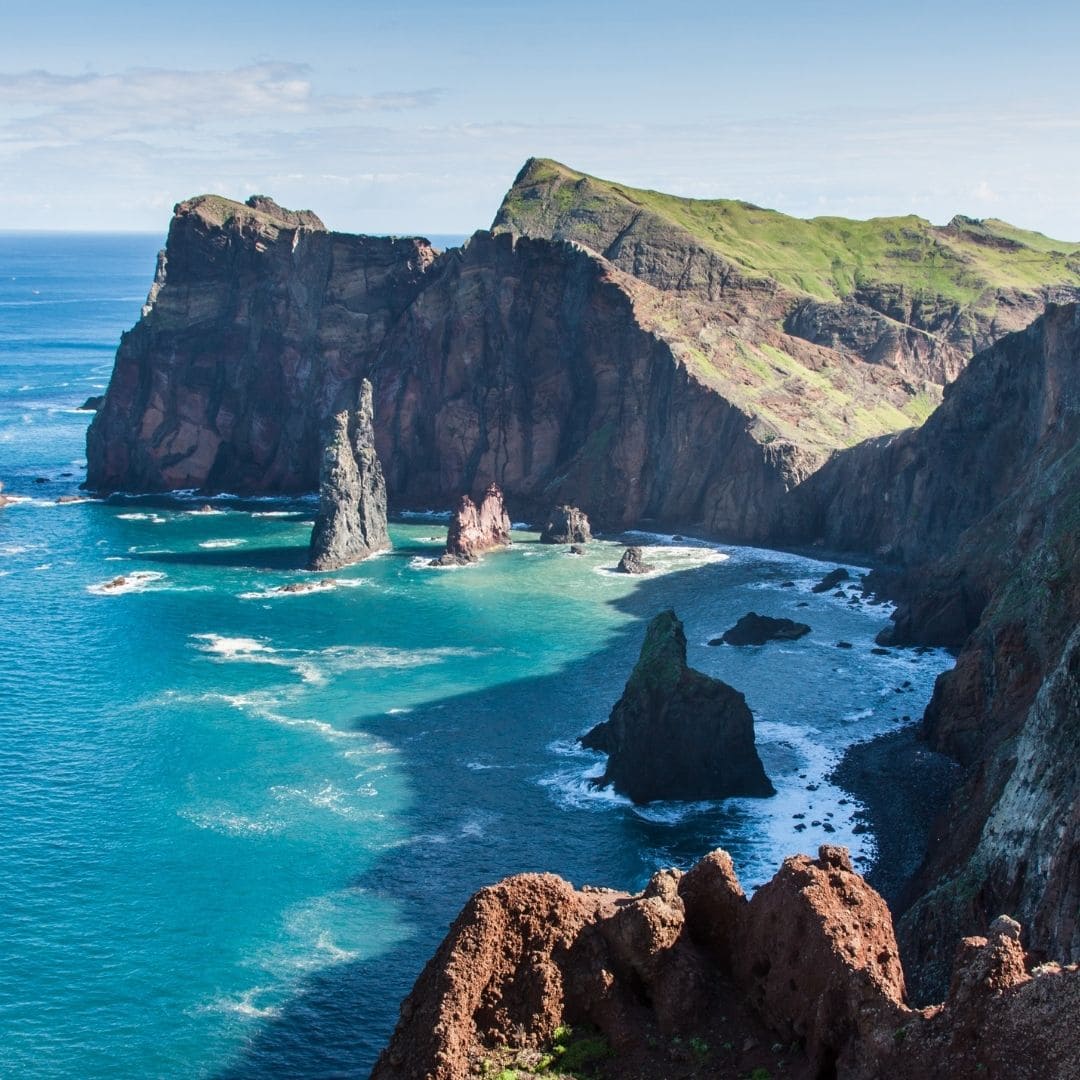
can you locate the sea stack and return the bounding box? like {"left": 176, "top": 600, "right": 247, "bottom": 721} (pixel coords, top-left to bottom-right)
{"left": 581, "top": 610, "right": 774, "bottom": 803}
{"left": 432, "top": 483, "right": 512, "bottom": 565}
{"left": 617, "top": 546, "right": 654, "bottom": 574}
{"left": 0, "top": 482, "right": 12, "bottom": 509}
{"left": 539, "top": 505, "right": 592, "bottom": 544}
{"left": 308, "top": 380, "right": 390, "bottom": 571}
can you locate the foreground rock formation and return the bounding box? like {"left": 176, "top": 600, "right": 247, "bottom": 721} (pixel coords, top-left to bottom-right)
{"left": 580, "top": 611, "right": 773, "bottom": 803}
{"left": 432, "top": 483, "right": 512, "bottom": 566}
{"left": 308, "top": 379, "right": 390, "bottom": 571}
{"left": 616, "top": 546, "right": 653, "bottom": 574}
{"left": 539, "top": 504, "right": 591, "bottom": 544}
{"left": 373, "top": 845, "right": 1080, "bottom": 1080}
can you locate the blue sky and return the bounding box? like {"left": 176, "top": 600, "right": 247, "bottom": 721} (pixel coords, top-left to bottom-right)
{"left": 2, "top": 0, "right": 1079, "bottom": 236}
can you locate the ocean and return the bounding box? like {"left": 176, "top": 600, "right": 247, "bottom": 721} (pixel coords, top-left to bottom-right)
{"left": 0, "top": 232, "right": 951, "bottom": 1078}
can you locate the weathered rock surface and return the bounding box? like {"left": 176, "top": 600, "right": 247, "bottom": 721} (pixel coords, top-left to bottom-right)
{"left": 308, "top": 379, "right": 390, "bottom": 571}
{"left": 373, "top": 845, "right": 1080, "bottom": 1080}
{"left": 616, "top": 546, "right": 653, "bottom": 574}
{"left": 713, "top": 611, "right": 811, "bottom": 646}
{"left": 777, "top": 304, "right": 1080, "bottom": 1000}
{"left": 580, "top": 610, "right": 773, "bottom": 803}
{"left": 78, "top": 395, "right": 104, "bottom": 411}
{"left": 539, "top": 504, "right": 591, "bottom": 544}
{"left": 431, "top": 483, "right": 511, "bottom": 565}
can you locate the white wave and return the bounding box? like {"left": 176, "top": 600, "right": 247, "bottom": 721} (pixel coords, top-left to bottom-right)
{"left": 387, "top": 707, "right": 413, "bottom": 715}
{"left": 116, "top": 511, "right": 166, "bottom": 523}
{"left": 192, "top": 633, "right": 274, "bottom": 657}
{"left": 87, "top": 570, "right": 166, "bottom": 595}
{"left": 179, "top": 807, "right": 283, "bottom": 837}
{"left": 32, "top": 563, "right": 52, "bottom": 571}
{"left": 397, "top": 509, "right": 452, "bottom": 521}
{"left": 538, "top": 766, "right": 632, "bottom": 812}
{"left": 238, "top": 578, "right": 345, "bottom": 600}
{"left": 0, "top": 544, "right": 28, "bottom": 557}
{"left": 195, "top": 987, "right": 281, "bottom": 1020}
{"left": 185, "top": 506, "right": 225, "bottom": 515}
{"left": 250, "top": 510, "right": 299, "bottom": 518}
{"left": 198, "top": 538, "right": 247, "bottom": 549}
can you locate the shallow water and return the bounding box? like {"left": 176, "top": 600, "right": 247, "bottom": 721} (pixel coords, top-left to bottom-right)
{"left": 0, "top": 233, "right": 952, "bottom": 1078}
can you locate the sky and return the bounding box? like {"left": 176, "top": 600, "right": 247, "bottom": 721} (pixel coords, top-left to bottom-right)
{"left": 2, "top": 0, "right": 1079, "bottom": 237}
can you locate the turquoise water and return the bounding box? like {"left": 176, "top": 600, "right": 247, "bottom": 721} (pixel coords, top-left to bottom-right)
{"left": 0, "top": 233, "right": 952, "bottom": 1078}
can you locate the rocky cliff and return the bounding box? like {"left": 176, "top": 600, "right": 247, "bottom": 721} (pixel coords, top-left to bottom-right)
{"left": 86, "top": 193, "right": 435, "bottom": 493}
{"left": 90, "top": 164, "right": 1078, "bottom": 540}
{"left": 495, "top": 158, "right": 1080, "bottom": 385}
{"left": 581, "top": 611, "right": 773, "bottom": 803}
{"left": 373, "top": 846, "right": 1079, "bottom": 1080}
{"left": 308, "top": 379, "right": 390, "bottom": 571}
{"left": 782, "top": 304, "right": 1080, "bottom": 1000}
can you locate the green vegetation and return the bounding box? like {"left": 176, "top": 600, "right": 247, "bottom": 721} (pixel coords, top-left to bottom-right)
{"left": 478, "top": 1026, "right": 614, "bottom": 1080}
{"left": 497, "top": 159, "right": 1080, "bottom": 305}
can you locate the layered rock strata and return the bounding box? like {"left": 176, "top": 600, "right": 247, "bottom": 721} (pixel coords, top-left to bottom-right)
{"left": 431, "top": 483, "right": 512, "bottom": 566}
{"left": 373, "top": 845, "right": 1080, "bottom": 1080}
{"left": 580, "top": 610, "right": 773, "bottom": 803}
{"left": 539, "top": 504, "right": 591, "bottom": 544}
{"left": 308, "top": 379, "right": 390, "bottom": 571}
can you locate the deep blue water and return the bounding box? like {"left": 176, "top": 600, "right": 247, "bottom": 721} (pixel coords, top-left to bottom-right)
{"left": 0, "top": 232, "right": 951, "bottom": 1078}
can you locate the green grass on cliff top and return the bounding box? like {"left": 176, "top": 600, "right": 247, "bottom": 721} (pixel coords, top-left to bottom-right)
{"left": 495, "top": 159, "right": 1080, "bottom": 304}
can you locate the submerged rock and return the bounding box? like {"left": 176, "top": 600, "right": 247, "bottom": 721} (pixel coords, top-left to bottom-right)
{"left": 308, "top": 379, "right": 390, "bottom": 571}
{"left": 616, "top": 545, "right": 654, "bottom": 574}
{"left": 0, "top": 482, "right": 12, "bottom": 509}
{"left": 432, "top": 483, "right": 512, "bottom": 565}
{"left": 812, "top": 567, "right": 850, "bottom": 593}
{"left": 712, "top": 612, "right": 811, "bottom": 646}
{"left": 539, "top": 504, "right": 592, "bottom": 544}
{"left": 580, "top": 610, "right": 774, "bottom": 803}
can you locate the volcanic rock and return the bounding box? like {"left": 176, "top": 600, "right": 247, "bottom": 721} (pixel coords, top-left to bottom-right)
{"left": 580, "top": 610, "right": 773, "bottom": 803}
{"left": 539, "top": 504, "right": 591, "bottom": 544}
{"left": 812, "top": 567, "right": 850, "bottom": 593}
{"left": 616, "top": 546, "right": 654, "bottom": 574}
{"left": 373, "top": 844, "right": 1080, "bottom": 1080}
{"left": 432, "top": 483, "right": 511, "bottom": 566}
{"left": 78, "top": 395, "right": 104, "bottom": 411}
{"left": 713, "top": 611, "right": 811, "bottom": 646}
{"left": 308, "top": 379, "right": 390, "bottom": 571}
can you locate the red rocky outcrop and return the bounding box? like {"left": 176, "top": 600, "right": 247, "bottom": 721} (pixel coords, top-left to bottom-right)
{"left": 373, "top": 845, "right": 1079, "bottom": 1080}
{"left": 431, "top": 483, "right": 512, "bottom": 565}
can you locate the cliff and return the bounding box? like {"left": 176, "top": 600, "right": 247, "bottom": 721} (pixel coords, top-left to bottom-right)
{"left": 89, "top": 164, "right": 1077, "bottom": 538}
{"left": 373, "top": 846, "right": 1080, "bottom": 1080}
{"left": 782, "top": 304, "right": 1080, "bottom": 999}
{"left": 308, "top": 379, "right": 390, "bottom": 571}
{"left": 581, "top": 610, "right": 773, "bottom": 802}
{"left": 494, "top": 157, "right": 1080, "bottom": 385}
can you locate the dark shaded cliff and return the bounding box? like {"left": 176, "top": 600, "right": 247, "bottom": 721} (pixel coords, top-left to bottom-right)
{"left": 86, "top": 194, "right": 435, "bottom": 493}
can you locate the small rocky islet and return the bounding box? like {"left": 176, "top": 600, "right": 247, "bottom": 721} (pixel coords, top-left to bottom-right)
{"left": 76, "top": 160, "right": 1080, "bottom": 1076}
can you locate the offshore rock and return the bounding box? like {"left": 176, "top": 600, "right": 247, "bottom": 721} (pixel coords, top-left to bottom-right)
{"left": 373, "top": 845, "right": 1080, "bottom": 1080}
{"left": 713, "top": 611, "right": 811, "bottom": 646}
{"left": 580, "top": 610, "right": 773, "bottom": 803}
{"left": 307, "top": 379, "right": 389, "bottom": 571}
{"left": 812, "top": 567, "right": 850, "bottom": 593}
{"left": 432, "top": 483, "right": 512, "bottom": 565}
{"left": 539, "top": 504, "right": 591, "bottom": 544}
{"left": 0, "top": 482, "right": 12, "bottom": 508}
{"left": 616, "top": 546, "right": 653, "bottom": 574}
{"left": 78, "top": 395, "right": 104, "bottom": 411}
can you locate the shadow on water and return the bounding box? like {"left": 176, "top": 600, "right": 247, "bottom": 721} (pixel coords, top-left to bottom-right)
{"left": 214, "top": 560, "right": 782, "bottom": 1079}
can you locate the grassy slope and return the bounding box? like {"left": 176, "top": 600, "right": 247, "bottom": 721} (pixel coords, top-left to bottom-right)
{"left": 496, "top": 159, "right": 1080, "bottom": 306}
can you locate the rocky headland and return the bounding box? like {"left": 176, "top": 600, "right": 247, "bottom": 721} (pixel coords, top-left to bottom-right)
{"left": 308, "top": 379, "right": 390, "bottom": 571}
{"left": 373, "top": 845, "right": 1079, "bottom": 1080}
{"left": 580, "top": 610, "right": 774, "bottom": 803}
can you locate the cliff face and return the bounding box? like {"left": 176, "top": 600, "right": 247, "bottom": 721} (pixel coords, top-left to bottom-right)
{"left": 373, "top": 846, "right": 1080, "bottom": 1080}
{"left": 495, "top": 158, "right": 1080, "bottom": 386}
{"left": 86, "top": 194, "right": 435, "bottom": 493}
{"left": 783, "top": 304, "right": 1080, "bottom": 1000}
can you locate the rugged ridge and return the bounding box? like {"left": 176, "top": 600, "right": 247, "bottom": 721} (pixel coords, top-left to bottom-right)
{"left": 580, "top": 611, "right": 773, "bottom": 803}
{"left": 782, "top": 303, "right": 1080, "bottom": 999}
{"left": 308, "top": 379, "right": 390, "bottom": 571}
{"left": 373, "top": 846, "right": 1080, "bottom": 1080}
